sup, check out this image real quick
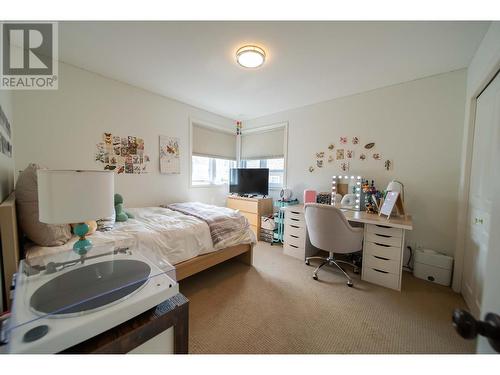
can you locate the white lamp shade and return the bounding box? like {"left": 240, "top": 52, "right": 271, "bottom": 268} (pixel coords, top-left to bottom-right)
{"left": 38, "top": 170, "right": 114, "bottom": 224}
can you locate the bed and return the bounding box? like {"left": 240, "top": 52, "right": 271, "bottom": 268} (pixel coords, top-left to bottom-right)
{"left": 0, "top": 194, "right": 256, "bottom": 309}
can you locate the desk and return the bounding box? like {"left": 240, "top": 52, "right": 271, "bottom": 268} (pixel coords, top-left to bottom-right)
{"left": 282, "top": 205, "right": 413, "bottom": 291}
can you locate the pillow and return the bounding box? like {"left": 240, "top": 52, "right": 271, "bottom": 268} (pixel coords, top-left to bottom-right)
{"left": 16, "top": 163, "right": 73, "bottom": 246}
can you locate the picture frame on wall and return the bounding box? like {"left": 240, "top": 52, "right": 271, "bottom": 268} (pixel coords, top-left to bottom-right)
{"left": 160, "top": 135, "right": 180, "bottom": 174}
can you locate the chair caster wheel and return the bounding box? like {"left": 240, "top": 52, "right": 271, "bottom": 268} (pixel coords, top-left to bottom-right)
{"left": 305, "top": 260, "right": 310, "bottom": 266}
{"left": 313, "top": 274, "right": 318, "bottom": 280}
{"left": 347, "top": 281, "right": 353, "bottom": 287}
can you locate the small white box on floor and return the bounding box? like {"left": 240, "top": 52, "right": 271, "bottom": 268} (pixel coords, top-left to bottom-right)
{"left": 413, "top": 249, "right": 453, "bottom": 286}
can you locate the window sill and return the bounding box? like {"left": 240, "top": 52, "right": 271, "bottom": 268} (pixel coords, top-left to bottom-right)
{"left": 191, "top": 183, "right": 228, "bottom": 189}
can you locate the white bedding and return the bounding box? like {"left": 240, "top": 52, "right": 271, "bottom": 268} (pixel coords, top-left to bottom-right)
{"left": 25, "top": 206, "right": 256, "bottom": 266}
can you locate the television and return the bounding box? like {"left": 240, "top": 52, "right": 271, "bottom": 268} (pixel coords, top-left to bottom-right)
{"left": 229, "top": 168, "right": 269, "bottom": 196}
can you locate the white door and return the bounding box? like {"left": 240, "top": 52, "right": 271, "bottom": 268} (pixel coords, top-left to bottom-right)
{"left": 476, "top": 71, "right": 500, "bottom": 353}
{"left": 462, "top": 71, "right": 500, "bottom": 319}
{"left": 460, "top": 71, "right": 500, "bottom": 353}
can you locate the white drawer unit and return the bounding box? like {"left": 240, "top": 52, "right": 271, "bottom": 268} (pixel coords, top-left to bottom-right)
{"left": 283, "top": 206, "right": 307, "bottom": 260}
{"left": 362, "top": 223, "right": 405, "bottom": 291}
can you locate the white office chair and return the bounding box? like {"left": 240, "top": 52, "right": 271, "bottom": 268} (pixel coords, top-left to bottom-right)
{"left": 304, "top": 203, "right": 363, "bottom": 287}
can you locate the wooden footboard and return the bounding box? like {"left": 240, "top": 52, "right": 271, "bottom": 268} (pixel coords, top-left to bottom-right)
{"left": 174, "top": 243, "right": 253, "bottom": 281}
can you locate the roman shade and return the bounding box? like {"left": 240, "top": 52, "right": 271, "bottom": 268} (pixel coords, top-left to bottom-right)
{"left": 241, "top": 127, "right": 285, "bottom": 160}
{"left": 192, "top": 123, "right": 236, "bottom": 160}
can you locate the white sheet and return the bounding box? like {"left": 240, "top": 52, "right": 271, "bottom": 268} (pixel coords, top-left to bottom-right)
{"left": 25, "top": 207, "right": 256, "bottom": 266}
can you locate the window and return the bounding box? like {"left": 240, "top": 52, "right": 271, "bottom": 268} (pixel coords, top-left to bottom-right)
{"left": 192, "top": 155, "right": 236, "bottom": 186}
{"left": 241, "top": 158, "right": 285, "bottom": 189}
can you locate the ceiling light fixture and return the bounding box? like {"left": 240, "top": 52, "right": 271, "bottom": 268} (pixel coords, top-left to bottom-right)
{"left": 236, "top": 45, "right": 266, "bottom": 68}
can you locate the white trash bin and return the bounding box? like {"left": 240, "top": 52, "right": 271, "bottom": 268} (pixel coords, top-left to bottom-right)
{"left": 413, "top": 249, "right": 453, "bottom": 286}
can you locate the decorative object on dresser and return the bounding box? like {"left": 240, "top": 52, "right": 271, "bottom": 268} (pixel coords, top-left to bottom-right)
{"left": 280, "top": 188, "right": 293, "bottom": 201}
{"left": 316, "top": 192, "right": 331, "bottom": 205}
{"left": 226, "top": 195, "right": 273, "bottom": 239}
{"left": 303, "top": 189, "right": 317, "bottom": 204}
{"left": 361, "top": 179, "right": 383, "bottom": 214}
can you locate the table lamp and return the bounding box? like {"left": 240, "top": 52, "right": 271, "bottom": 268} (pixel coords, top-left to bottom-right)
{"left": 37, "top": 170, "right": 114, "bottom": 255}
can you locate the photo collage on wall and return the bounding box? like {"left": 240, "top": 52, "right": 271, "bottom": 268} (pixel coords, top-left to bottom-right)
{"left": 95, "top": 132, "right": 150, "bottom": 174}
{"left": 0, "top": 105, "right": 13, "bottom": 158}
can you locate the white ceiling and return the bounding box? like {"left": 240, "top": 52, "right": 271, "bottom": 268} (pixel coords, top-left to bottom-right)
{"left": 58, "top": 21, "right": 490, "bottom": 120}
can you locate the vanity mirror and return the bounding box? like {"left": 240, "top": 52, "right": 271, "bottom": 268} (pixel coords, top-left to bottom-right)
{"left": 331, "top": 175, "right": 365, "bottom": 211}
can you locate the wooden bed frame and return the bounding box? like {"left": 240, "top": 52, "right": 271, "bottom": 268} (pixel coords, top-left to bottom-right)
{"left": 0, "top": 192, "right": 253, "bottom": 310}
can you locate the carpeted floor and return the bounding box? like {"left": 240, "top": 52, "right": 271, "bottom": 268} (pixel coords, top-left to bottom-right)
{"left": 180, "top": 241, "right": 474, "bottom": 354}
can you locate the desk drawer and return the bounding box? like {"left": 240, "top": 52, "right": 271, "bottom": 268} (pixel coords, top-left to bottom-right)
{"left": 366, "top": 224, "right": 403, "bottom": 238}
{"left": 364, "top": 254, "right": 400, "bottom": 274}
{"left": 363, "top": 267, "right": 400, "bottom": 290}
{"left": 366, "top": 231, "right": 402, "bottom": 247}
{"left": 227, "top": 198, "right": 258, "bottom": 214}
{"left": 284, "top": 233, "right": 305, "bottom": 249}
{"left": 286, "top": 210, "right": 304, "bottom": 222}
{"left": 285, "top": 217, "right": 305, "bottom": 229}
{"left": 364, "top": 241, "right": 401, "bottom": 261}
{"left": 284, "top": 243, "right": 305, "bottom": 260}
{"left": 284, "top": 224, "right": 306, "bottom": 238}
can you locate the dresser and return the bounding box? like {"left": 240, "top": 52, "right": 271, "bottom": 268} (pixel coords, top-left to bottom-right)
{"left": 282, "top": 204, "right": 413, "bottom": 291}
{"left": 226, "top": 196, "right": 273, "bottom": 239}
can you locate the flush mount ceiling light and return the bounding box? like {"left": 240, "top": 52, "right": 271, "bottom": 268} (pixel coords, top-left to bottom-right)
{"left": 236, "top": 45, "right": 266, "bottom": 68}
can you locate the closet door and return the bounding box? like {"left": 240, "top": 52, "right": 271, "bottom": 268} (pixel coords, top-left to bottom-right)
{"left": 462, "top": 71, "right": 500, "bottom": 317}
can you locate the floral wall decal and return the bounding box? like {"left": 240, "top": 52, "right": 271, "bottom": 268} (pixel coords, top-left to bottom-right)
{"left": 306, "top": 137, "right": 393, "bottom": 172}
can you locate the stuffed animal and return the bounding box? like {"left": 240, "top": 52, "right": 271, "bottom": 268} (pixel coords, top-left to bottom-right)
{"left": 114, "top": 193, "right": 133, "bottom": 222}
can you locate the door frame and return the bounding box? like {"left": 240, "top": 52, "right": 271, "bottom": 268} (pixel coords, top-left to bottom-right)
{"left": 453, "top": 60, "right": 500, "bottom": 293}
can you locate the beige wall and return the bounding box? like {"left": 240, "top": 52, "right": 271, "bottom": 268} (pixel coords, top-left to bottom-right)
{"left": 12, "top": 62, "right": 234, "bottom": 208}
{"left": 246, "top": 70, "right": 467, "bottom": 257}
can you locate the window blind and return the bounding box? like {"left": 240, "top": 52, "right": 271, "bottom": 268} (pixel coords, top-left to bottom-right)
{"left": 192, "top": 123, "right": 236, "bottom": 160}
{"left": 241, "top": 127, "right": 285, "bottom": 160}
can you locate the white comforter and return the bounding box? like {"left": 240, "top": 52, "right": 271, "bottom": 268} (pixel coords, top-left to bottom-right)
{"left": 26, "top": 206, "right": 256, "bottom": 266}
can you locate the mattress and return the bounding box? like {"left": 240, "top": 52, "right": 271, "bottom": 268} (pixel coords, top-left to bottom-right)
{"left": 25, "top": 206, "right": 256, "bottom": 266}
